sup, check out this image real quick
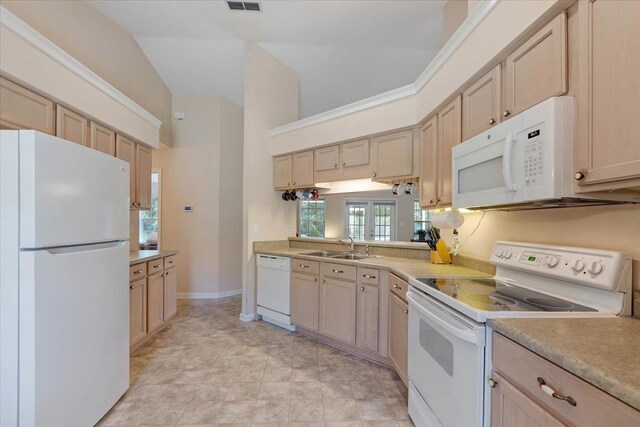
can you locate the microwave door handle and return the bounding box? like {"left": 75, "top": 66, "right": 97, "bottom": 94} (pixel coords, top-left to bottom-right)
{"left": 502, "top": 132, "right": 518, "bottom": 192}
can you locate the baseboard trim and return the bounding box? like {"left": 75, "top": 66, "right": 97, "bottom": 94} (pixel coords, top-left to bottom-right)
{"left": 177, "top": 289, "right": 241, "bottom": 299}
{"left": 239, "top": 313, "right": 256, "bottom": 322}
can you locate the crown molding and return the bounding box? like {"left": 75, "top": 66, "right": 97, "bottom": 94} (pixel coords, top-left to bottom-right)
{"left": 270, "top": 0, "right": 498, "bottom": 137}
{"left": 0, "top": 6, "right": 163, "bottom": 130}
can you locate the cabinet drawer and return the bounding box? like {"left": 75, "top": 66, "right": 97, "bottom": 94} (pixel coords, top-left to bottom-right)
{"left": 147, "top": 259, "right": 164, "bottom": 276}
{"left": 358, "top": 267, "right": 379, "bottom": 285}
{"left": 292, "top": 258, "right": 320, "bottom": 275}
{"left": 129, "top": 263, "right": 147, "bottom": 281}
{"left": 164, "top": 254, "right": 177, "bottom": 270}
{"left": 493, "top": 333, "right": 640, "bottom": 426}
{"left": 321, "top": 262, "right": 357, "bottom": 282}
{"left": 389, "top": 273, "right": 408, "bottom": 301}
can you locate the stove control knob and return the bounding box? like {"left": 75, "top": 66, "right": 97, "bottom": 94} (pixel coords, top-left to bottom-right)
{"left": 495, "top": 248, "right": 504, "bottom": 258}
{"left": 545, "top": 256, "right": 559, "bottom": 268}
{"left": 503, "top": 249, "right": 513, "bottom": 259}
{"left": 571, "top": 259, "right": 585, "bottom": 273}
{"left": 588, "top": 261, "right": 604, "bottom": 276}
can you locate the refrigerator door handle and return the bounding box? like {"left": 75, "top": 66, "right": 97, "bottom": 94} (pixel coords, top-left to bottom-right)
{"left": 44, "top": 240, "right": 127, "bottom": 254}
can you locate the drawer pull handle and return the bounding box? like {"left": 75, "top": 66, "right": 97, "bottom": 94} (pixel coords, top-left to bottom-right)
{"left": 537, "top": 377, "right": 577, "bottom": 407}
{"left": 362, "top": 274, "right": 376, "bottom": 279}
{"left": 133, "top": 270, "right": 143, "bottom": 274}
{"left": 332, "top": 269, "right": 344, "bottom": 274}
{"left": 299, "top": 264, "right": 309, "bottom": 268}
{"left": 168, "top": 260, "right": 174, "bottom": 264}
{"left": 393, "top": 284, "right": 402, "bottom": 290}
{"left": 153, "top": 264, "right": 160, "bottom": 268}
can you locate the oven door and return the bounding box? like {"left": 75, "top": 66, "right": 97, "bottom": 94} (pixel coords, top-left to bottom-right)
{"left": 407, "top": 288, "right": 486, "bottom": 427}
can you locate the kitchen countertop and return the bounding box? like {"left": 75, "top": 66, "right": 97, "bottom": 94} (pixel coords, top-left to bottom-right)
{"left": 255, "top": 247, "right": 490, "bottom": 281}
{"left": 490, "top": 317, "right": 640, "bottom": 411}
{"left": 130, "top": 250, "right": 178, "bottom": 265}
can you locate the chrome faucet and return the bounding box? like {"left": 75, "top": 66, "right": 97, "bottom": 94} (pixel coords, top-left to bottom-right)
{"left": 338, "top": 236, "right": 355, "bottom": 253}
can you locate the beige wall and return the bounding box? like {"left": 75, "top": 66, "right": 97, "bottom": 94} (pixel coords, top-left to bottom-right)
{"left": 1, "top": 0, "right": 173, "bottom": 147}
{"left": 322, "top": 191, "right": 417, "bottom": 242}
{"left": 153, "top": 96, "right": 243, "bottom": 297}
{"left": 442, "top": 0, "right": 468, "bottom": 44}
{"left": 242, "top": 42, "right": 299, "bottom": 317}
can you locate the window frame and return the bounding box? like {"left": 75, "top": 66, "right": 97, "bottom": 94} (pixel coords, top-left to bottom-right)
{"left": 139, "top": 168, "right": 161, "bottom": 249}
{"left": 298, "top": 198, "right": 326, "bottom": 238}
{"left": 343, "top": 199, "right": 397, "bottom": 241}
{"left": 413, "top": 199, "right": 432, "bottom": 235}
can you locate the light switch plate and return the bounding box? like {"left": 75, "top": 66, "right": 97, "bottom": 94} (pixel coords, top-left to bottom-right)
{"left": 253, "top": 224, "right": 259, "bottom": 234}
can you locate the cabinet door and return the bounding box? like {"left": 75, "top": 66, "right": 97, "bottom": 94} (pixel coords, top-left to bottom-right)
{"left": 163, "top": 267, "right": 177, "bottom": 321}
{"left": 89, "top": 121, "right": 116, "bottom": 156}
{"left": 504, "top": 12, "right": 567, "bottom": 118}
{"left": 491, "top": 373, "right": 564, "bottom": 427}
{"left": 371, "top": 130, "right": 413, "bottom": 179}
{"left": 356, "top": 284, "right": 378, "bottom": 353}
{"left": 273, "top": 155, "right": 292, "bottom": 189}
{"left": 129, "top": 278, "right": 147, "bottom": 346}
{"left": 147, "top": 272, "right": 164, "bottom": 333}
{"left": 437, "top": 96, "right": 462, "bottom": 206}
{"left": 292, "top": 150, "right": 314, "bottom": 187}
{"left": 575, "top": 0, "right": 640, "bottom": 190}
{"left": 388, "top": 292, "right": 408, "bottom": 386}
{"left": 341, "top": 139, "right": 369, "bottom": 168}
{"left": 314, "top": 145, "right": 341, "bottom": 182}
{"left": 419, "top": 116, "right": 438, "bottom": 208}
{"left": 56, "top": 105, "right": 89, "bottom": 146}
{"left": 291, "top": 272, "right": 320, "bottom": 331}
{"left": 136, "top": 144, "right": 152, "bottom": 210}
{"left": 0, "top": 77, "right": 55, "bottom": 134}
{"left": 116, "top": 134, "right": 137, "bottom": 208}
{"left": 462, "top": 65, "right": 501, "bottom": 140}
{"left": 319, "top": 277, "right": 357, "bottom": 344}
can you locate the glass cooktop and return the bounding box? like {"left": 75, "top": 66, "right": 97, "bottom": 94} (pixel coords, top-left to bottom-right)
{"left": 415, "top": 278, "right": 596, "bottom": 312}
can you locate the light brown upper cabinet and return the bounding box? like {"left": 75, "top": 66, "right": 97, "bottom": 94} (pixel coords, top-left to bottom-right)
{"left": 116, "top": 134, "right": 137, "bottom": 208}
{"left": 575, "top": 0, "right": 640, "bottom": 191}
{"left": 292, "top": 150, "right": 314, "bottom": 187}
{"left": 462, "top": 65, "right": 501, "bottom": 140}
{"left": 319, "top": 277, "right": 357, "bottom": 345}
{"left": 136, "top": 144, "right": 152, "bottom": 210}
{"left": 437, "top": 96, "right": 462, "bottom": 207}
{"left": 56, "top": 105, "right": 89, "bottom": 146}
{"left": 273, "top": 155, "right": 293, "bottom": 190}
{"left": 89, "top": 121, "right": 116, "bottom": 156}
{"left": 314, "top": 139, "right": 371, "bottom": 182}
{"left": 0, "top": 77, "right": 55, "bottom": 134}
{"left": 371, "top": 130, "right": 414, "bottom": 180}
{"left": 314, "top": 145, "right": 341, "bottom": 182}
{"left": 419, "top": 116, "right": 438, "bottom": 208}
{"left": 504, "top": 12, "right": 567, "bottom": 118}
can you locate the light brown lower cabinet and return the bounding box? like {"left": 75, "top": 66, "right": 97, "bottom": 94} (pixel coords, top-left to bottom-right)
{"left": 147, "top": 272, "right": 164, "bottom": 333}
{"left": 492, "top": 332, "right": 640, "bottom": 426}
{"left": 356, "top": 284, "right": 379, "bottom": 353}
{"left": 291, "top": 272, "right": 320, "bottom": 331}
{"left": 163, "top": 267, "right": 178, "bottom": 320}
{"left": 129, "top": 278, "right": 147, "bottom": 347}
{"left": 388, "top": 291, "right": 408, "bottom": 386}
{"left": 319, "top": 277, "right": 357, "bottom": 345}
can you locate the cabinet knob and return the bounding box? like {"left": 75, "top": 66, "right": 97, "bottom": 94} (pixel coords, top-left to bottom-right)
{"left": 502, "top": 110, "right": 511, "bottom": 117}
{"left": 321, "top": 279, "right": 326, "bottom": 283}
{"left": 334, "top": 163, "right": 338, "bottom": 168}
{"left": 287, "top": 182, "right": 290, "bottom": 186}
{"left": 489, "top": 118, "right": 496, "bottom": 125}
{"left": 403, "top": 308, "right": 408, "bottom": 314}
{"left": 574, "top": 171, "right": 585, "bottom": 181}
{"left": 372, "top": 172, "right": 377, "bottom": 177}
{"left": 293, "top": 182, "right": 296, "bottom": 185}
{"left": 313, "top": 278, "right": 317, "bottom": 282}
{"left": 435, "top": 198, "right": 440, "bottom": 203}
{"left": 429, "top": 200, "right": 434, "bottom": 204}
{"left": 360, "top": 286, "right": 365, "bottom": 291}
{"left": 342, "top": 162, "right": 346, "bottom": 166}
{"left": 129, "top": 285, "right": 134, "bottom": 289}
{"left": 489, "top": 378, "right": 497, "bottom": 388}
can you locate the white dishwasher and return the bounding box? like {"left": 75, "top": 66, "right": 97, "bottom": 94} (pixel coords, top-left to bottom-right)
{"left": 256, "top": 254, "right": 293, "bottom": 330}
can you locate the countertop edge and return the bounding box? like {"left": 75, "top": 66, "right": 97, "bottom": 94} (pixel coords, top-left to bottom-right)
{"left": 130, "top": 250, "right": 179, "bottom": 265}
{"left": 490, "top": 319, "right": 640, "bottom": 411}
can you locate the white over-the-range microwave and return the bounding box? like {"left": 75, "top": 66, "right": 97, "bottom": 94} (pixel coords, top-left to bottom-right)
{"left": 452, "top": 96, "right": 640, "bottom": 210}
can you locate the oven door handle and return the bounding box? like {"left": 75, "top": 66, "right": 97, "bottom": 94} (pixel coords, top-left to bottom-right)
{"left": 407, "top": 292, "right": 481, "bottom": 345}
{"left": 502, "top": 132, "right": 518, "bottom": 192}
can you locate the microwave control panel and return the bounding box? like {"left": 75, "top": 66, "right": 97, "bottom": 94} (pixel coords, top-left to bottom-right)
{"left": 523, "top": 127, "right": 544, "bottom": 186}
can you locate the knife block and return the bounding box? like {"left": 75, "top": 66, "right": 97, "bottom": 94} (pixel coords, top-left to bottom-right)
{"left": 430, "top": 250, "right": 451, "bottom": 265}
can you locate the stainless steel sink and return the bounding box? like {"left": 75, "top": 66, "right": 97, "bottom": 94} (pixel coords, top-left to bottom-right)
{"left": 329, "top": 254, "right": 372, "bottom": 261}
{"left": 303, "top": 251, "right": 344, "bottom": 258}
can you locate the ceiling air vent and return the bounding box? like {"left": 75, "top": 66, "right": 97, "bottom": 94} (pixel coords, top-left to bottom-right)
{"left": 227, "top": 1, "right": 261, "bottom": 12}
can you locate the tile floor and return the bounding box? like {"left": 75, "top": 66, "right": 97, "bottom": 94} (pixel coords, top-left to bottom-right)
{"left": 97, "top": 295, "right": 414, "bottom": 426}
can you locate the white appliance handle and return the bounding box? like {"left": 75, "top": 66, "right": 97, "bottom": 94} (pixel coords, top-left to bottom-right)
{"left": 502, "top": 133, "right": 518, "bottom": 192}
{"left": 407, "top": 292, "right": 480, "bottom": 345}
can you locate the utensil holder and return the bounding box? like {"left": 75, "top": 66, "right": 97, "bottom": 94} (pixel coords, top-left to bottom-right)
{"left": 430, "top": 251, "right": 451, "bottom": 265}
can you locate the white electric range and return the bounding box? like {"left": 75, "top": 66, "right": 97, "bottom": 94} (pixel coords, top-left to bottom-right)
{"left": 406, "top": 241, "right": 632, "bottom": 427}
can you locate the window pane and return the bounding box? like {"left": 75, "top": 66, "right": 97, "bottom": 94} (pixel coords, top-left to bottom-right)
{"left": 139, "top": 172, "right": 160, "bottom": 249}
{"left": 299, "top": 200, "right": 326, "bottom": 238}
{"left": 373, "top": 203, "right": 392, "bottom": 241}
{"left": 347, "top": 205, "right": 366, "bottom": 240}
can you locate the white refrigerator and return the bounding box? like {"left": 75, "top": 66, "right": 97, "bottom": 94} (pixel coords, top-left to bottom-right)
{"left": 1, "top": 130, "right": 130, "bottom": 426}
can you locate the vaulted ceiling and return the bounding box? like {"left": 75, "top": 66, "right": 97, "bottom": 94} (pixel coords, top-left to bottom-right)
{"left": 89, "top": 0, "right": 446, "bottom": 118}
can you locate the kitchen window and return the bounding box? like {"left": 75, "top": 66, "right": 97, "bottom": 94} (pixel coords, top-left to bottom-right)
{"left": 139, "top": 170, "right": 161, "bottom": 249}
{"left": 344, "top": 200, "right": 396, "bottom": 241}
{"left": 414, "top": 200, "right": 432, "bottom": 234}
{"left": 299, "top": 199, "right": 325, "bottom": 238}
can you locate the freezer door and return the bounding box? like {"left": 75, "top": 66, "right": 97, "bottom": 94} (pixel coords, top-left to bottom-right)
{"left": 18, "top": 130, "right": 129, "bottom": 248}
{"left": 19, "top": 241, "right": 129, "bottom": 427}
